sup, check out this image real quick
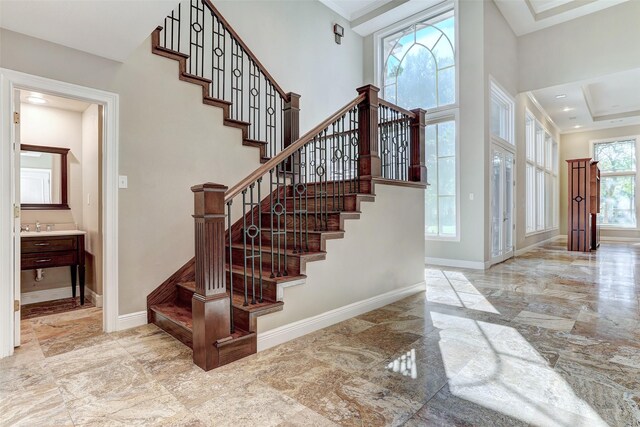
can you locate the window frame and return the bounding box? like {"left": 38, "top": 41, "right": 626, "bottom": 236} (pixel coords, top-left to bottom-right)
{"left": 374, "top": 0, "right": 459, "bottom": 240}
{"left": 525, "top": 109, "right": 559, "bottom": 236}
{"left": 489, "top": 79, "right": 515, "bottom": 146}
{"left": 590, "top": 135, "right": 640, "bottom": 230}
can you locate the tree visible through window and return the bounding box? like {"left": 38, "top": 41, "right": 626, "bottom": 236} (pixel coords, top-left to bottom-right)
{"left": 594, "top": 139, "right": 637, "bottom": 228}
{"left": 381, "top": 10, "right": 457, "bottom": 238}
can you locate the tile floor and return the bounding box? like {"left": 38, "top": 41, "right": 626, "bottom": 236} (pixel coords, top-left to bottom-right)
{"left": 1, "top": 241, "right": 639, "bottom": 426}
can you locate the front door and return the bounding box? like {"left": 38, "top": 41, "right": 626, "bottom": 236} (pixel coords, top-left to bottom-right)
{"left": 490, "top": 144, "right": 515, "bottom": 265}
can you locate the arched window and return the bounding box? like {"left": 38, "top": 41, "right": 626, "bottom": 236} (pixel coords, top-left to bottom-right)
{"left": 381, "top": 13, "right": 455, "bottom": 110}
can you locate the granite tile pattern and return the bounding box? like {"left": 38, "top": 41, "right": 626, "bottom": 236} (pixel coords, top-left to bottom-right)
{"left": 1, "top": 241, "right": 639, "bottom": 426}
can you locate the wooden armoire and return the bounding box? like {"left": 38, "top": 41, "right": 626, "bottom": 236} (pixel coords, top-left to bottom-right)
{"left": 567, "top": 158, "right": 600, "bottom": 252}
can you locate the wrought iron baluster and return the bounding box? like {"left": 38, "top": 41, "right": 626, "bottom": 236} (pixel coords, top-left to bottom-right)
{"left": 249, "top": 183, "right": 256, "bottom": 304}
{"left": 211, "top": 13, "right": 225, "bottom": 99}
{"left": 257, "top": 178, "right": 263, "bottom": 302}
{"left": 241, "top": 189, "right": 248, "bottom": 306}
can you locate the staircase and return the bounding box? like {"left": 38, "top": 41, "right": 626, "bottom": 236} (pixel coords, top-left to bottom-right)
{"left": 146, "top": 0, "right": 428, "bottom": 371}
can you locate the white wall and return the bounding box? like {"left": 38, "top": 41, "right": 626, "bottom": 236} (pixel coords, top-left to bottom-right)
{"left": 214, "top": 0, "right": 364, "bottom": 132}
{"left": 20, "top": 104, "right": 83, "bottom": 293}
{"left": 518, "top": 0, "right": 640, "bottom": 92}
{"left": 259, "top": 183, "right": 425, "bottom": 332}
{"left": 560, "top": 124, "right": 640, "bottom": 240}
{"left": 82, "top": 104, "right": 102, "bottom": 296}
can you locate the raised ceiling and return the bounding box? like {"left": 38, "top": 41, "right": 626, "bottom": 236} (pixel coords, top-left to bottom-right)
{"left": 0, "top": 0, "right": 180, "bottom": 62}
{"left": 494, "top": 0, "right": 628, "bottom": 36}
{"left": 531, "top": 68, "right": 640, "bottom": 134}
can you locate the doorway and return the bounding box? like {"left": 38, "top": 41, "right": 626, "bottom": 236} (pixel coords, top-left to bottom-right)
{"left": 16, "top": 90, "right": 103, "bottom": 348}
{"left": 490, "top": 144, "right": 515, "bottom": 265}
{"left": 0, "top": 69, "right": 119, "bottom": 357}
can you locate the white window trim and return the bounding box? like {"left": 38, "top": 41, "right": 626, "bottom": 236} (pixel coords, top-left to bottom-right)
{"left": 489, "top": 77, "right": 515, "bottom": 147}
{"left": 525, "top": 110, "right": 559, "bottom": 236}
{"left": 424, "top": 110, "right": 460, "bottom": 241}
{"left": 590, "top": 135, "right": 640, "bottom": 230}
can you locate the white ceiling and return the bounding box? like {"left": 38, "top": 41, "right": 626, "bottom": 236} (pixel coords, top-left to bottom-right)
{"left": 531, "top": 68, "right": 640, "bottom": 134}
{"left": 0, "top": 0, "right": 180, "bottom": 62}
{"left": 319, "top": 0, "right": 393, "bottom": 21}
{"left": 20, "top": 91, "right": 92, "bottom": 113}
{"left": 494, "top": 0, "right": 628, "bottom": 36}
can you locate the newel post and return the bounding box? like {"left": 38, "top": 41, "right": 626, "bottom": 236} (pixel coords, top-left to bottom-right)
{"left": 356, "top": 85, "right": 381, "bottom": 184}
{"left": 191, "top": 183, "right": 231, "bottom": 371}
{"left": 409, "top": 108, "right": 428, "bottom": 183}
{"left": 283, "top": 92, "right": 301, "bottom": 148}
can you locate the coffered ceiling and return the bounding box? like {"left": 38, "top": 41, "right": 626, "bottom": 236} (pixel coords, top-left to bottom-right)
{"left": 494, "top": 0, "right": 628, "bottom": 36}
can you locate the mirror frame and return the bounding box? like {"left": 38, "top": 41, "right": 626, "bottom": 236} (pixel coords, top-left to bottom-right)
{"left": 20, "top": 144, "right": 70, "bottom": 210}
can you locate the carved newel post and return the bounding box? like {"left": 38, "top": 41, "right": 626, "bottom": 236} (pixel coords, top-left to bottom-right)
{"left": 410, "top": 108, "right": 428, "bottom": 183}
{"left": 191, "top": 183, "right": 231, "bottom": 371}
{"left": 356, "top": 85, "right": 382, "bottom": 185}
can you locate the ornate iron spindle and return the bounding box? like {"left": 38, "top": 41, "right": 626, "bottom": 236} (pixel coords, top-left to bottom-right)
{"left": 226, "top": 200, "right": 234, "bottom": 333}
{"left": 211, "top": 12, "right": 225, "bottom": 100}
{"left": 241, "top": 189, "right": 248, "bottom": 306}
{"left": 249, "top": 60, "right": 260, "bottom": 141}
{"left": 231, "top": 40, "right": 243, "bottom": 121}
{"left": 266, "top": 84, "right": 276, "bottom": 158}
{"left": 189, "top": 0, "right": 205, "bottom": 77}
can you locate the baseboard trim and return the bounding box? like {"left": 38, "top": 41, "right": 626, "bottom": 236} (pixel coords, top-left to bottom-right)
{"left": 600, "top": 236, "right": 640, "bottom": 242}
{"left": 515, "top": 234, "right": 565, "bottom": 256}
{"left": 257, "top": 281, "right": 426, "bottom": 352}
{"left": 425, "top": 257, "right": 487, "bottom": 270}
{"left": 21, "top": 285, "right": 102, "bottom": 306}
{"left": 116, "top": 311, "right": 147, "bottom": 331}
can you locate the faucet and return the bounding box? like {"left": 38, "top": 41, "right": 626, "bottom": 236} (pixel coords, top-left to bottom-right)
{"left": 35, "top": 220, "right": 41, "bottom": 232}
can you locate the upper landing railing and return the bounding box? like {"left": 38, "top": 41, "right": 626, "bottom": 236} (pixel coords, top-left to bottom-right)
{"left": 157, "top": 0, "right": 299, "bottom": 158}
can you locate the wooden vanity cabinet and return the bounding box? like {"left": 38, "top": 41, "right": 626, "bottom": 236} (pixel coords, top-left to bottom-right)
{"left": 21, "top": 234, "right": 86, "bottom": 304}
{"left": 567, "top": 159, "right": 600, "bottom": 252}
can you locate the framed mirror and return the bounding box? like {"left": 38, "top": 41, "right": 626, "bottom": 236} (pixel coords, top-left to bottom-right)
{"left": 20, "top": 144, "right": 70, "bottom": 210}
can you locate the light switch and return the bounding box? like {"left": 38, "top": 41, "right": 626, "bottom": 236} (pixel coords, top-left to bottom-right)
{"left": 119, "top": 175, "right": 128, "bottom": 189}
{"left": 469, "top": 193, "right": 474, "bottom": 201}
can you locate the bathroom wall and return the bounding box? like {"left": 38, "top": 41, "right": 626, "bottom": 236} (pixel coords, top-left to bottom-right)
{"left": 81, "top": 104, "right": 103, "bottom": 299}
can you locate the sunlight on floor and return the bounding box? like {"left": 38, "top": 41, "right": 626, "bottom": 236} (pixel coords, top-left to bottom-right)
{"left": 425, "top": 268, "right": 500, "bottom": 314}
{"left": 425, "top": 269, "right": 609, "bottom": 427}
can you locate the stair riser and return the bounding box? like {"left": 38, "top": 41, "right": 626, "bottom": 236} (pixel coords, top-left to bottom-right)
{"left": 226, "top": 270, "right": 278, "bottom": 301}
{"left": 227, "top": 246, "right": 302, "bottom": 276}
{"left": 285, "top": 182, "right": 363, "bottom": 197}
{"left": 242, "top": 230, "right": 324, "bottom": 252}
{"left": 261, "top": 212, "right": 343, "bottom": 231}
{"left": 151, "top": 310, "right": 193, "bottom": 349}
{"left": 283, "top": 195, "right": 358, "bottom": 212}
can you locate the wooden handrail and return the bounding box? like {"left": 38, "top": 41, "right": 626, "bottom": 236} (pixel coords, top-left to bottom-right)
{"left": 379, "top": 98, "right": 416, "bottom": 118}
{"left": 203, "top": 0, "right": 289, "bottom": 100}
{"left": 225, "top": 93, "right": 366, "bottom": 203}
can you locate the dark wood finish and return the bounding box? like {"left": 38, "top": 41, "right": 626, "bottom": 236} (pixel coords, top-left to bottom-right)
{"left": 567, "top": 158, "right": 600, "bottom": 252}
{"left": 146, "top": 258, "right": 195, "bottom": 323}
{"left": 191, "top": 183, "right": 232, "bottom": 371}
{"left": 20, "top": 144, "right": 70, "bottom": 210}
{"left": 409, "top": 108, "right": 428, "bottom": 183}
{"left": 283, "top": 92, "right": 301, "bottom": 149}
{"left": 21, "top": 234, "right": 85, "bottom": 303}
{"left": 225, "top": 93, "right": 366, "bottom": 202}
{"left": 356, "top": 85, "right": 381, "bottom": 181}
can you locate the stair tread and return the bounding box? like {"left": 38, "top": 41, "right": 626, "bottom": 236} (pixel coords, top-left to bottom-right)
{"left": 225, "top": 118, "right": 251, "bottom": 126}
{"left": 260, "top": 228, "right": 345, "bottom": 237}
{"left": 203, "top": 95, "right": 232, "bottom": 106}
{"left": 244, "top": 138, "right": 269, "bottom": 146}
{"left": 261, "top": 210, "right": 362, "bottom": 216}
{"left": 226, "top": 243, "right": 327, "bottom": 257}
{"left": 227, "top": 265, "right": 307, "bottom": 283}
{"left": 181, "top": 72, "right": 211, "bottom": 84}
{"left": 151, "top": 302, "right": 192, "bottom": 330}
{"left": 176, "top": 282, "right": 285, "bottom": 314}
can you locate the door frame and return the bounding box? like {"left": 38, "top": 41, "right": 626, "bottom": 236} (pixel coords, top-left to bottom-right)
{"left": 0, "top": 68, "right": 120, "bottom": 357}
{"left": 489, "top": 141, "right": 516, "bottom": 267}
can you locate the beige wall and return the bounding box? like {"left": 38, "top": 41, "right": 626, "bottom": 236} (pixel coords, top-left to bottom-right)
{"left": 214, "top": 0, "right": 364, "bottom": 133}
{"left": 1, "top": 0, "right": 368, "bottom": 315}
{"left": 518, "top": 0, "right": 640, "bottom": 92}
{"left": 82, "top": 104, "right": 102, "bottom": 296}
{"left": 259, "top": 183, "right": 425, "bottom": 332}
{"left": 560, "top": 124, "right": 640, "bottom": 240}
{"left": 20, "top": 104, "right": 84, "bottom": 293}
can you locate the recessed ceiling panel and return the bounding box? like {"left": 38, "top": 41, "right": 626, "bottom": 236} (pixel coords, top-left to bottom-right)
{"left": 585, "top": 69, "right": 640, "bottom": 117}
{"left": 528, "top": 0, "right": 574, "bottom": 14}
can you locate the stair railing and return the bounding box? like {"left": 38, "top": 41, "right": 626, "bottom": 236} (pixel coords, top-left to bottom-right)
{"left": 157, "top": 0, "right": 300, "bottom": 158}
{"left": 189, "top": 85, "right": 426, "bottom": 369}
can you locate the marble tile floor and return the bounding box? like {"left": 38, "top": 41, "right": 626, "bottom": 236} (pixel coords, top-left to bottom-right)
{"left": 1, "top": 241, "right": 639, "bottom": 426}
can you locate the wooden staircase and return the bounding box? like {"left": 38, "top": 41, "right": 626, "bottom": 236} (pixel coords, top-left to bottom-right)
{"left": 147, "top": 180, "right": 375, "bottom": 368}
{"left": 146, "top": 0, "right": 427, "bottom": 371}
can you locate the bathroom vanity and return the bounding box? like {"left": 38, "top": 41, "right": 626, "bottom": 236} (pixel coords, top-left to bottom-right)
{"left": 21, "top": 230, "right": 86, "bottom": 304}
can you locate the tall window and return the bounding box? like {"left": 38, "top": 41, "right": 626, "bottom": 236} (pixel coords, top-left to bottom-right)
{"left": 593, "top": 138, "right": 637, "bottom": 228}
{"left": 490, "top": 82, "right": 514, "bottom": 145}
{"left": 525, "top": 110, "right": 558, "bottom": 233}
{"left": 380, "top": 7, "right": 457, "bottom": 238}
